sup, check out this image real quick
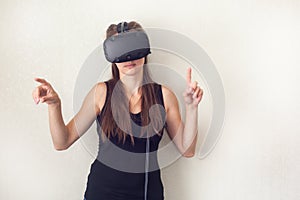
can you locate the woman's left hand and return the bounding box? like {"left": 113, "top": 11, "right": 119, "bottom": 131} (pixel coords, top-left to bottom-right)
{"left": 183, "top": 67, "right": 204, "bottom": 108}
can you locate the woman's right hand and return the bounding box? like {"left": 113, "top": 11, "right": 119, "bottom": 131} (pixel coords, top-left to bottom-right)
{"left": 32, "top": 78, "right": 61, "bottom": 106}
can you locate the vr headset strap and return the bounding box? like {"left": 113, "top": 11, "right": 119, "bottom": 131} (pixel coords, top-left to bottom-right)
{"left": 117, "top": 22, "right": 128, "bottom": 33}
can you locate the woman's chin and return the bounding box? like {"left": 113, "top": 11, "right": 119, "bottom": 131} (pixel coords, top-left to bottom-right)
{"left": 123, "top": 65, "right": 143, "bottom": 74}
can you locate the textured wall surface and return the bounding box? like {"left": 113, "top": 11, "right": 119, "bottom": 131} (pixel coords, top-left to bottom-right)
{"left": 0, "top": 0, "right": 299, "bottom": 199}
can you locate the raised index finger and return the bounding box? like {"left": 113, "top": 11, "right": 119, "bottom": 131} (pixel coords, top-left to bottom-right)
{"left": 186, "top": 67, "right": 192, "bottom": 85}
{"left": 34, "top": 77, "right": 48, "bottom": 85}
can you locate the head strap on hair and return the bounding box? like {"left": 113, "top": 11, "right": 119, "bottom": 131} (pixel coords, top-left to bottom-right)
{"left": 117, "top": 22, "right": 128, "bottom": 33}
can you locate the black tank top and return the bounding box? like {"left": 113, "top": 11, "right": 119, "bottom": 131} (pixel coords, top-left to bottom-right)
{"left": 84, "top": 81, "right": 166, "bottom": 200}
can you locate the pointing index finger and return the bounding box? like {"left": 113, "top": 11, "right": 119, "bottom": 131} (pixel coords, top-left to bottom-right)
{"left": 186, "top": 67, "right": 192, "bottom": 86}
{"left": 34, "top": 77, "right": 48, "bottom": 85}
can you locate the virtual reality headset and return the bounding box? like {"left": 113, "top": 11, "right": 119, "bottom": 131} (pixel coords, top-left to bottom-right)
{"left": 103, "top": 22, "right": 151, "bottom": 63}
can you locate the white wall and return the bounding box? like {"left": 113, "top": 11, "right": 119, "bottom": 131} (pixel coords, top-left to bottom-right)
{"left": 1, "top": 0, "right": 300, "bottom": 199}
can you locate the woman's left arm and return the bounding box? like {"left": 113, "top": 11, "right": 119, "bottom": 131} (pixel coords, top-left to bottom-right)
{"left": 162, "top": 67, "right": 203, "bottom": 157}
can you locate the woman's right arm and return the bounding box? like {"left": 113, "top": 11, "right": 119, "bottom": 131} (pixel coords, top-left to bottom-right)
{"left": 32, "top": 78, "right": 106, "bottom": 151}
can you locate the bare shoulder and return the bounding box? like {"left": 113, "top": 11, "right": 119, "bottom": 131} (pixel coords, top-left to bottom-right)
{"left": 95, "top": 82, "right": 107, "bottom": 94}
{"left": 161, "top": 85, "right": 179, "bottom": 111}
{"left": 94, "top": 82, "right": 107, "bottom": 113}
{"left": 161, "top": 85, "right": 175, "bottom": 97}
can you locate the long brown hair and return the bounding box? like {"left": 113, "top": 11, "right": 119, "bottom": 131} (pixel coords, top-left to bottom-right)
{"left": 99, "top": 21, "right": 165, "bottom": 145}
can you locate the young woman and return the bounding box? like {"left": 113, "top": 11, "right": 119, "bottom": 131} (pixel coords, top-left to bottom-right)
{"left": 32, "top": 21, "right": 203, "bottom": 200}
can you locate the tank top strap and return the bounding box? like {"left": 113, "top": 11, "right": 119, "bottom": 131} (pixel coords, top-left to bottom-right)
{"left": 153, "top": 83, "right": 165, "bottom": 109}
{"left": 96, "top": 81, "right": 110, "bottom": 123}
{"left": 150, "top": 83, "right": 167, "bottom": 130}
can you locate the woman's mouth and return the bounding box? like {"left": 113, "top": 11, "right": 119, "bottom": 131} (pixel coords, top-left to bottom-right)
{"left": 124, "top": 64, "right": 136, "bottom": 68}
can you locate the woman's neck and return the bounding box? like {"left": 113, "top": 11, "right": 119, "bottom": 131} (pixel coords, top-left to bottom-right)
{"left": 120, "top": 74, "right": 143, "bottom": 97}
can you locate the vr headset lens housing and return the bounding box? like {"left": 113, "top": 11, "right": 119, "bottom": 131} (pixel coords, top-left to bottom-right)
{"left": 103, "top": 26, "right": 151, "bottom": 63}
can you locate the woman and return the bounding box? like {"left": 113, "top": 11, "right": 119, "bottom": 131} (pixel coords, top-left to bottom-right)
{"left": 32, "top": 21, "right": 203, "bottom": 200}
